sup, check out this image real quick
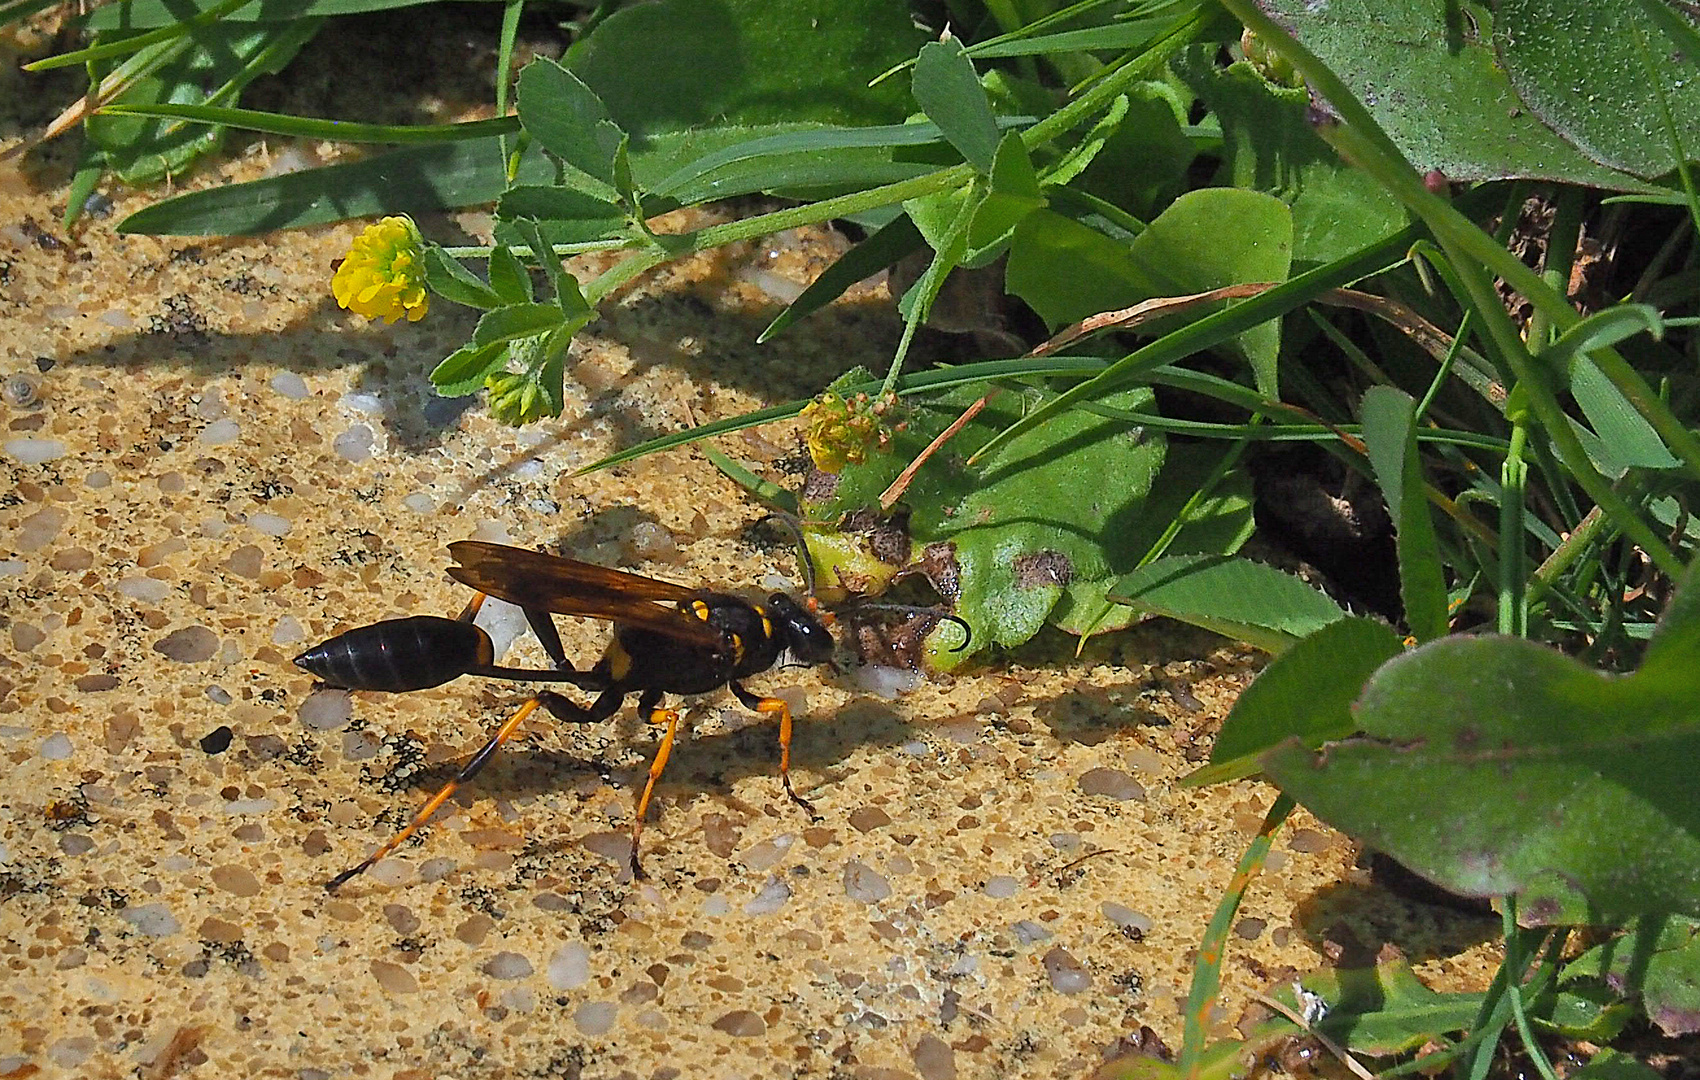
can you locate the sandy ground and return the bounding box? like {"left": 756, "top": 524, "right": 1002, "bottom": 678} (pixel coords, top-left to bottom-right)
{"left": 0, "top": 17, "right": 1500, "bottom": 1080}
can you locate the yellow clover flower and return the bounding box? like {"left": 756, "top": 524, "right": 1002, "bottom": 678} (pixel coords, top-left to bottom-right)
{"left": 800, "top": 391, "right": 900, "bottom": 474}
{"left": 332, "top": 216, "right": 429, "bottom": 324}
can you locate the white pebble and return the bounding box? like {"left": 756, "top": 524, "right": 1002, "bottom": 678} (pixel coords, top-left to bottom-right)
{"left": 1043, "top": 946, "right": 1092, "bottom": 993}
{"left": 901, "top": 740, "right": 932, "bottom": 756}
{"left": 15, "top": 506, "right": 65, "bottom": 550}
{"left": 199, "top": 418, "right": 241, "bottom": 445}
{"left": 40, "top": 733, "right": 72, "bottom": 760}
{"left": 299, "top": 689, "right": 353, "bottom": 731}
{"left": 248, "top": 512, "right": 292, "bottom": 537}
{"left": 1011, "top": 919, "right": 1052, "bottom": 945}
{"left": 222, "top": 798, "right": 277, "bottom": 814}
{"left": 742, "top": 876, "right": 791, "bottom": 916}
{"left": 700, "top": 894, "right": 731, "bottom": 917}
{"left": 574, "top": 1001, "right": 617, "bottom": 1037}
{"left": 513, "top": 458, "right": 545, "bottom": 479}
{"left": 482, "top": 951, "right": 533, "bottom": 979}
{"left": 340, "top": 392, "right": 383, "bottom": 414}
{"left": 403, "top": 492, "right": 435, "bottom": 514}
{"left": 1101, "top": 902, "right": 1153, "bottom": 935}
{"left": 334, "top": 425, "right": 374, "bottom": 461}
{"left": 272, "top": 615, "right": 305, "bottom": 645}
{"left": 843, "top": 860, "right": 891, "bottom": 904}
{"left": 117, "top": 577, "right": 171, "bottom": 602}
{"left": 368, "top": 859, "right": 413, "bottom": 886}
{"left": 850, "top": 664, "right": 923, "bottom": 699}
{"left": 547, "top": 943, "right": 590, "bottom": 990}
{"left": 499, "top": 987, "right": 537, "bottom": 1013}
{"left": 983, "top": 875, "right": 1020, "bottom": 899}
{"left": 3, "top": 438, "right": 67, "bottom": 464}
{"left": 473, "top": 597, "right": 528, "bottom": 660}
{"left": 120, "top": 902, "right": 180, "bottom": 937}
{"left": 269, "top": 372, "right": 310, "bottom": 399}
{"left": 0, "top": 560, "right": 23, "bottom": 577}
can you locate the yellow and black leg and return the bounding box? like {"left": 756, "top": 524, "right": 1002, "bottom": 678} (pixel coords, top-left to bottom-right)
{"left": 730, "top": 682, "right": 819, "bottom": 821}
{"left": 628, "top": 687, "right": 678, "bottom": 881}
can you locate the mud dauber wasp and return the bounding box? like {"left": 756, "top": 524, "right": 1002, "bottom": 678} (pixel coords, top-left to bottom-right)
{"left": 296, "top": 540, "right": 840, "bottom": 890}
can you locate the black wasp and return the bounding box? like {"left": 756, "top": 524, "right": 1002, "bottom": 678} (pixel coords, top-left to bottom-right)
{"left": 295, "top": 540, "right": 836, "bottom": 889}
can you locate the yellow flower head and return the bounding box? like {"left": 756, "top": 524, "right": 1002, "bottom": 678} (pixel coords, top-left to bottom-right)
{"left": 800, "top": 390, "right": 901, "bottom": 474}
{"left": 332, "top": 216, "right": 429, "bottom": 324}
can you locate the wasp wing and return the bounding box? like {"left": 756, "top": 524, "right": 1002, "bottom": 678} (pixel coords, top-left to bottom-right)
{"left": 446, "top": 541, "right": 723, "bottom": 647}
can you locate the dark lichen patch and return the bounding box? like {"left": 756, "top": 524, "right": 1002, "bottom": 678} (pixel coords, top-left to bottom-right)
{"left": 1011, "top": 549, "right": 1073, "bottom": 589}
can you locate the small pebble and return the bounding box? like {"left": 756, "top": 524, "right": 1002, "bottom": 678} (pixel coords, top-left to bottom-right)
{"left": 742, "top": 876, "right": 791, "bottom": 916}
{"left": 0, "top": 560, "right": 24, "bottom": 576}
{"left": 333, "top": 424, "right": 374, "bottom": 462}
{"left": 39, "top": 733, "right": 72, "bottom": 760}
{"left": 269, "top": 372, "right": 310, "bottom": 399}
{"left": 1042, "top": 946, "right": 1092, "bottom": 993}
{"left": 271, "top": 615, "right": 305, "bottom": 645}
{"left": 403, "top": 492, "right": 435, "bottom": 514}
{"left": 340, "top": 392, "right": 383, "bottom": 414}
{"left": 500, "top": 987, "right": 537, "bottom": 1013}
{"left": 298, "top": 689, "right": 353, "bottom": 731}
{"left": 912, "top": 1034, "right": 957, "bottom": 1080}
{"left": 199, "top": 418, "right": 241, "bottom": 445}
{"left": 482, "top": 951, "right": 533, "bottom": 980}
{"left": 368, "top": 859, "right": 413, "bottom": 886}
{"left": 198, "top": 726, "right": 233, "bottom": 754}
{"left": 419, "top": 857, "right": 457, "bottom": 882}
{"left": 843, "top": 860, "right": 891, "bottom": 904}
{"left": 472, "top": 597, "right": 527, "bottom": 660}
{"left": 222, "top": 798, "right": 277, "bottom": 815}
{"left": 901, "top": 739, "right": 931, "bottom": 756}
{"left": 248, "top": 512, "right": 292, "bottom": 537}
{"left": 1079, "top": 767, "right": 1145, "bottom": 801}
{"left": 152, "top": 626, "right": 218, "bottom": 662}
{"left": 852, "top": 664, "right": 923, "bottom": 699}
{"left": 204, "top": 685, "right": 233, "bottom": 704}
{"left": 982, "top": 875, "right": 1020, "bottom": 899}
{"left": 1011, "top": 920, "right": 1052, "bottom": 945}
{"left": 370, "top": 960, "right": 418, "bottom": 994}
{"left": 574, "top": 1002, "right": 618, "bottom": 1037}
{"left": 211, "top": 865, "right": 261, "bottom": 897}
{"left": 4, "top": 437, "right": 67, "bottom": 463}
{"left": 117, "top": 577, "right": 171, "bottom": 602}
{"left": 711, "top": 1010, "right": 766, "bottom": 1037}
{"left": 46, "top": 1037, "right": 95, "bottom": 1069}
{"left": 16, "top": 506, "right": 66, "bottom": 549}
{"left": 547, "top": 943, "right": 590, "bottom": 990}
{"left": 120, "top": 902, "right": 181, "bottom": 937}
{"left": 1101, "top": 902, "right": 1153, "bottom": 936}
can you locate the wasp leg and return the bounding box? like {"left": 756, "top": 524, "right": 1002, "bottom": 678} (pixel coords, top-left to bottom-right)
{"left": 325, "top": 688, "right": 609, "bottom": 892}
{"left": 523, "top": 606, "right": 573, "bottom": 671}
{"left": 454, "top": 591, "right": 488, "bottom": 622}
{"left": 729, "top": 682, "right": 819, "bottom": 821}
{"left": 627, "top": 688, "right": 677, "bottom": 881}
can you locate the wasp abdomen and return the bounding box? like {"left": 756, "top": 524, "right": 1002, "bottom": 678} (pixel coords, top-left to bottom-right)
{"left": 294, "top": 615, "right": 494, "bottom": 692}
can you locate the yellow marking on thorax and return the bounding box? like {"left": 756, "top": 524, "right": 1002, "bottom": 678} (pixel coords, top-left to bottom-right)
{"left": 604, "top": 636, "right": 633, "bottom": 682}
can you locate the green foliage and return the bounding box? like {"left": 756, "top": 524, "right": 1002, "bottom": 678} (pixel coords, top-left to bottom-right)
{"left": 1261, "top": 568, "right": 1700, "bottom": 925}
{"left": 21, "top": 0, "right": 1700, "bottom": 1066}
{"left": 802, "top": 384, "right": 1168, "bottom": 669}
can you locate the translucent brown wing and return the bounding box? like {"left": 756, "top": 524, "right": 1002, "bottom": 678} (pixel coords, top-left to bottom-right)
{"left": 445, "top": 541, "right": 722, "bottom": 647}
